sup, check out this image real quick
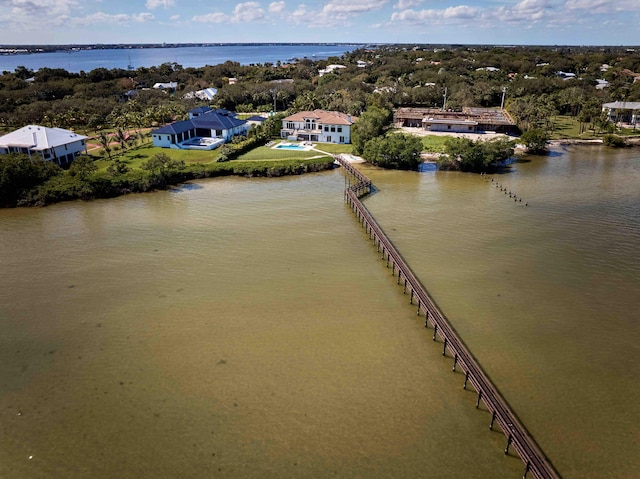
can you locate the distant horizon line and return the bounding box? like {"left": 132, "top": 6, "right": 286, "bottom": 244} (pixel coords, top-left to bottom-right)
{"left": 0, "top": 42, "right": 638, "bottom": 49}
{"left": 0, "top": 42, "right": 368, "bottom": 48}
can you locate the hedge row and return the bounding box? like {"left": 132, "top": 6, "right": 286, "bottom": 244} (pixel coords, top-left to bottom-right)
{"left": 20, "top": 158, "right": 336, "bottom": 207}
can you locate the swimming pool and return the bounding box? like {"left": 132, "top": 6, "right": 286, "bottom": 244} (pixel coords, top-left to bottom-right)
{"left": 180, "top": 137, "right": 224, "bottom": 150}
{"left": 273, "top": 142, "right": 313, "bottom": 151}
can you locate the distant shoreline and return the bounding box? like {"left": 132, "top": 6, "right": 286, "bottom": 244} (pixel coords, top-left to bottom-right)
{"left": 549, "top": 138, "right": 640, "bottom": 146}
{"left": 0, "top": 42, "right": 368, "bottom": 56}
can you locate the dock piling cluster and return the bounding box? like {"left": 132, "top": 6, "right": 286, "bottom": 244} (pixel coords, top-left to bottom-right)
{"left": 482, "top": 173, "right": 528, "bottom": 207}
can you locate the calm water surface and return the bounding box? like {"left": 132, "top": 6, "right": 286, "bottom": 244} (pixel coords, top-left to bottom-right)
{"left": 0, "top": 172, "right": 522, "bottom": 478}
{"left": 363, "top": 145, "right": 640, "bottom": 479}
{"left": 0, "top": 145, "right": 638, "bottom": 478}
{"left": 0, "top": 44, "right": 360, "bottom": 73}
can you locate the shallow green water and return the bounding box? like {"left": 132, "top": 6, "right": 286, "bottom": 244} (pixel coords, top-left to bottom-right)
{"left": 0, "top": 173, "right": 523, "bottom": 478}
{"left": 0, "top": 145, "right": 638, "bottom": 478}
{"left": 363, "top": 145, "right": 640, "bottom": 478}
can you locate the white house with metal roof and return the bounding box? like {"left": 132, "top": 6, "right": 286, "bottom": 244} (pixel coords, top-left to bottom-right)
{"left": 0, "top": 125, "right": 87, "bottom": 165}
{"left": 183, "top": 87, "right": 217, "bottom": 101}
{"left": 153, "top": 82, "right": 178, "bottom": 91}
{"left": 318, "top": 64, "right": 346, "bottom": 77}
{"left": 602, "top": 101, "right": 640, "bottom": 125}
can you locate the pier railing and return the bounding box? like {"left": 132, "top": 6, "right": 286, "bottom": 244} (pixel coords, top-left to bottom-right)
{"left": 334, "top": 154, "right": 561, "bottom": 479}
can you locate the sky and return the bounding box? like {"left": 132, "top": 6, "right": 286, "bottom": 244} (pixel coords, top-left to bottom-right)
{"left": 0, "top": 0, "right": 637, "bottom": 46}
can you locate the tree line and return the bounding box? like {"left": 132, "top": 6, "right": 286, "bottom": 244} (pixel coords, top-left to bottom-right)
{"left": 1, "top": 45, "right": 637, "bottom": 135}
{"left": 1, "top": 44, "right": 639, "bottom": 205}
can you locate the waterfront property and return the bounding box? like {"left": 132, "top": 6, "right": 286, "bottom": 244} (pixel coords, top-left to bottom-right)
{"left": 0, "top": 125, "right": 87, "bottom": 165}
{"left": 152, "top": 108, "right": 249, "bottom": 150}
{"left": 602, "top": 101, "right": 640, "bottom": 126}
{"left": 272, "top": 141, "right": 314, "bottom": 151}
{"left": 280, "top": 109, "right": 357, "bottom": 144}
{"left": 394, "top": 107, "right": 518, "bottom": 134}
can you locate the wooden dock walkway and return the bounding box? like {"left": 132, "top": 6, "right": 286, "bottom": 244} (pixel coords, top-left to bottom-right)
{"left": 335, "top": 154, "right": 561, "bottom": 479}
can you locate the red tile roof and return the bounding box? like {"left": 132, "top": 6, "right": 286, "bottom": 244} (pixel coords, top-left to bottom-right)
{"left": 282, "top": 110, "right": 357, "bottom": 126}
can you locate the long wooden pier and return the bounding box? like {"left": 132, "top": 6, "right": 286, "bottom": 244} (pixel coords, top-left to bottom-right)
{"left": 335, "top": 154, "right": 561, "bottom": 479}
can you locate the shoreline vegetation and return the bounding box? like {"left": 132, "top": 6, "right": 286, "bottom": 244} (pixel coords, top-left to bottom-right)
{"left": 0, "top": 139, "right": 341, "bottom": 207}
{"left": 1, "top": 43, "right": 639, "bottom": 207}
{"left": 35, "top": 157, "right": 336, "bottom": 207}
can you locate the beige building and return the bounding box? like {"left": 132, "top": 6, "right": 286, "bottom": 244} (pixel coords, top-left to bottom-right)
{"left": 280, "top": 110, "right": 357, "bottom": 143}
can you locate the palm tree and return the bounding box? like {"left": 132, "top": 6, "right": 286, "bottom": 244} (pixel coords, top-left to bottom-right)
{"left": 98, "top": 131, "right": 113, "bottom": 161}
{"left": 116, "top": 128, "right": 127, "bottom": 151}
{"left": 292, "top": 91, "right": 319, "bottom": 112}
{"left": 129, "top": 111, "right": 145, "bottom": 136}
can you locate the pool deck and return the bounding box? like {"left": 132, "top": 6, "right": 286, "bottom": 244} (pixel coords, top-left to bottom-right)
{"left": 176, "top": 137, "right": 225, "bottom": 150}
{"left": 271, "top": 141, "right": 315, "bottom": 151}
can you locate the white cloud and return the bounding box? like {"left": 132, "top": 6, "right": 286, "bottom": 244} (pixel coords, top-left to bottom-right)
{"left": 390, "top": 0, "right": 557, "bottom": 27}
{"left": 491, "top": 0, "right": 552, "bottom": 23}
{"left": 269, "top": 1, "right": 286, "bottom": 14}
{"left": 291, "top": 4, "right": 310, "bottom": 22}
{"left": 441, "top": 5, "right": 480, "bottom": 19}
{"left": 193, "top": 2, "right": 266, "bottom": 23}
{"left": 145, "top": 0, "right": 175, "bottom": 9}
{"left": 169, "top": 14, "right": 180, "bottom": 21}
{"left": 282, "top": 0, "right": 388, "bottom": 28}
{"left": 232, "top": 2, "right": 266, "bottom": 22}
{"left": 71, "top": 11, "right": 155, "bottom": 25}
{"left": 0, "top": 1, "right": 159, "bottom": 32}
{"left": 192, "top": 12, "right": 227, "bottom": 23}
{"left": 322, "top": 0, "right": 389, "bottom": 15}
{"left": 2, "top": 0, "right": 77, "bottom": 17}
{"left": 394, "top": 0, "right": 423, "bottom": 9}
{"left": 390, "top": 0, "right": 640, "bottom": 30}
{"left": 564, "top": 0, "right": 635, "bottom": 13}
{"left": 391, "top": 5, "right": 482, "bottom": 25}
{"left": 189, "top": 0, "right": 389, "bottom": 30}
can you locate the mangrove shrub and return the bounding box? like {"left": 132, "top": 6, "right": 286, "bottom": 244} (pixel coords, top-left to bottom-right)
{"left": 519, "top": 128, "right": 550, "bottom": 154}
{"left": 439, "top": 137, "right": 515, "bottom": 172}
{"left": 363, "top": 133, "right": 423, "bottom": 170}
{"left": 0, "top": 153, "right": 62, "bottom": 207}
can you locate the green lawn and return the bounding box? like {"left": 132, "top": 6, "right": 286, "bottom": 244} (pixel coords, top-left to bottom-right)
{"left": 419, "top": 135, "right": 450, "bottom": 153}
{"left": 236, "top": 145, "right": 326, "bottom": 161}
{"left": 617, "top": 126, "right": 640, "bottom": 136}
{"left": 549, "top": 116, "right": 599, "bottom": 140}
{"left": 234, "top": 142, "right": 351, "bottom": 161}
{"left": 92, "top": 140, "right": 351, "bottom": 172}
{"left": 93, "top": 144, "right": 219, "bottom": 171}
{"left": 548, "top": 116, "right": 640, "bottom": 140}
{"left": 309, "top": 143, "right": 353, "bottom": 155}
